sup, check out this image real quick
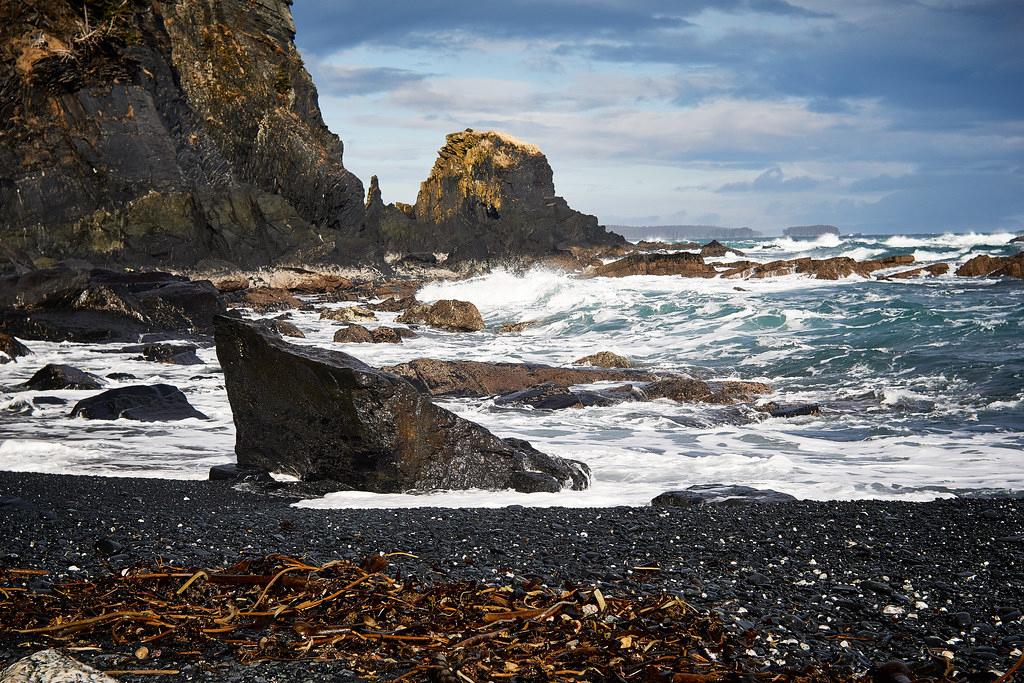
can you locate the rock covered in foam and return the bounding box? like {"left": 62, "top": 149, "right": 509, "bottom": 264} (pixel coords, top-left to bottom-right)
{"left": 214, "top": 316, "right": 589, "bottom": 493}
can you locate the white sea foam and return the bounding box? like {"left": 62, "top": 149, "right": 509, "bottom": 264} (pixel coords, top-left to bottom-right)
{"left": 2, "top": 233, "right": 1022, "bottom": 506}
{"left": 884, "top": 232, "right": 1017, "bottom": 249}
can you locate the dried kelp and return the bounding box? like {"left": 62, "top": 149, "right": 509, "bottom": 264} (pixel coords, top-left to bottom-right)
{"left": 2, "top": 556, "right": 854, "bottom": 681}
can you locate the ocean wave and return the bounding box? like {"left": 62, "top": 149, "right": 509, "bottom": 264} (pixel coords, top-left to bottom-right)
{"left": 884, "top": 232, "right": 1017, "bottom": 249}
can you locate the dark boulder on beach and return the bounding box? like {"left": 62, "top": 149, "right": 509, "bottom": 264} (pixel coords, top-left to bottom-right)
{"left": 590, "top": 252, "right": 716, "bottom": 278}
{"left": 214, "top": 317, "right": 589, "bottom": 493}
{"left": 652, "top": 485, "right": 797, "bottom": 507}
{"left": 17, "top": 364, "right": 104, "bottom": 391}
{"left": 0, "top": 267, "right": 225, "bottom": 342}
{"left": 396, "top": 300, "right": 485, "bottom": 332}
{"left": 71, "top": 385, "right": 208, "bottom": 421}
{"left": 0, "top": 331, "right": 31, "bottom": 363}
{"left": 382, "top": 358, "right": 654, "bottom": 397}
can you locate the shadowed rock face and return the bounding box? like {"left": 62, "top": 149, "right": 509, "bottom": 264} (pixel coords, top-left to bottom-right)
{"left": 369, "top": 130, "right": 624, "bottom": 263}
{"left": 0, "top": 0, "right": 366, "bottom": 268}
{"left": 214, "top": 317, "right": 590, "bottom": 493}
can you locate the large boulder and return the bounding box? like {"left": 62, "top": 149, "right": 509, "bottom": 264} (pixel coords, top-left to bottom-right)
{"left": 320, "top": 306, "right": 377, "bottom": 323}
{"left": 573, "top": 351, "right": 632, "bottom": 368}
{"left": 955, "top": 253, "right": 1024, "bottom": 279}
{"left": 0, "top": 267, "right": 225, "bottom": 342}
{"left": 590, "top": 252, "right": 716, "bottom": 278}
{"left": 652, "top": 485, "right": 797, "bottom": 507}
{"left": 71, "top": 385, "right": 208, "bottom": 421}
{"left": 382, "top": 358, "right": 654, "bottom": 397}
{"left": 17, "top": 364, "right": 104, "bottom": 391}
{"left": 396, "top": 300, "right": 485, "bottom": 332}
{"left": 214, "top": 317, "right": 589, "bottom": 492}
{"left": 0, "top": 332, "right": 31, "bottom": 363}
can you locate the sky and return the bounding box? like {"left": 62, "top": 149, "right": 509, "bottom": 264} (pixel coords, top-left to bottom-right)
{"left": 293, "top": 0, "right": 1024, "bottom": 234}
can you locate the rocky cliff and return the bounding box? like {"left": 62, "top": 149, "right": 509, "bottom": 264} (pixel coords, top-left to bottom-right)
{"left": 369, "top": 129, "right": 624, "bottom": 263}
{"left": 0, "top": 0, "right": 367, "bottom": 269}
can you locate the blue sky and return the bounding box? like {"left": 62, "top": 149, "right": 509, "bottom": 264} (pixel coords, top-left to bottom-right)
{"left": 293, "top": 0, "right": 1024, "bottom": 234}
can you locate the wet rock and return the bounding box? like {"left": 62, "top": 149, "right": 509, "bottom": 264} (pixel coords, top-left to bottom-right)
{"left": 333, "top": 325, "right": 374, "bottom": 343}
{"left": 239, "top": 288, "right": 303, "bottom": 312}
{"left": 17, "top": 364, "right": 104, "bottom": 391}
{"left": 642, "top": 377, "right": 772, "bottom": 404}
{"left": 368, "top": 296, "right": 418, "bottom": 313}
{"left": 652, "top": 485, "right": 797, "bottom": 507}
{"left": 0, "top": 649, "right": 117, "bottom": 683}
{"left": 397, "top": 300, "right": 485, "bottom": 332}
{"left": 120, "top": 343, "right": 202, "bottom": 365}
{"left": 509, "top": 471, "right": 562, "bottom": 494}
{"left": 382, "top": 358, "right": 653, "bottom": 397}
{"left": 370, "top": 327, "right": 404, "bottom": 344}
{"left": 591, "top": 252, "right": 716, "bottom": 278}
{"left": 71, "top": 385, "right": 208, "bottom": 421}
{"left": 573, "top": 351, "right": 632, "bottom": 368}
{"left": 498, "top": 320, "right": 537, "bottom": 334}
{"left": 266, "top": 319, "right": 305, "bottom": 338}
{"left": 722, "top": 255, "right": 916, "bottom": 281}
{"left": 320, "top": 306, "right": 377, "bottom": 323}
{"left": 872, "top": 660, "right": 913, "bottom": 683}
{"left": 759, "top": 403, "right": 822, "bottom": 418}
{"left": 494, "top": 384, "right": 619, "bottom": 410}
{"left": 887, "top": 263, "right": 950, "bottom": 279}
{"left": 261, "top": 269, "right": 353, "bottom": 294}
{"left": 214, "top": 316, "right": 590, "bottom": 492}
{"left": 106, "top": 372, "right": 137, "bottom": 381}
{"left": 0, "top": 268, "right": 225, "bottom": 342}
{"left": 94, "top": 537, "right": 124, "bottom": 557}
{"left": 0, "top": 331, "right": 31, "bottom": 363}
{"left": 955, "top": 253, "right": 1024, "bottom": 279}
{"left": 209, "top": 463, "right": 275, "bottom": 484}
{"left": 700, "top": 240, "right": 745, "bottom": 258}
{"left": 32, "top": 396, "right": 67, "bottom": 406}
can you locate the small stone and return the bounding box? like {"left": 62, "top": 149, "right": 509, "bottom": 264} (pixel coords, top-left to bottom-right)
{"left": 94, "top": 538, "right": 124, "bottom": 557}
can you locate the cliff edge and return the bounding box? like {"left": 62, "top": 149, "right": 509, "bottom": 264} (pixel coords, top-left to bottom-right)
{"left": 0, "top": 0, "right": 367, "bottom": 269}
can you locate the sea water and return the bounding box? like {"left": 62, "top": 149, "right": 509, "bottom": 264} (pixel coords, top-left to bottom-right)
{"left": 1, "top": 232, "right": 1022, "bottom": 508}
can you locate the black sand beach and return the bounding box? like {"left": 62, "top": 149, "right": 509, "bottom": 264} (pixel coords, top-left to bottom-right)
{"left": 2, "top": 472, "right": 1023, "bottom": 681}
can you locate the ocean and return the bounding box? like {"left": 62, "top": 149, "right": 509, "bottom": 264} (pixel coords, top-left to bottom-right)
{"left": 1, "top": 232, "right": 1022, "bottom": 508}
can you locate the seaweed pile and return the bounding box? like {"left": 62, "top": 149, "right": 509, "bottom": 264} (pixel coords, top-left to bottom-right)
{"left": 0, "top": 555, "right": 861, "bottom": 682}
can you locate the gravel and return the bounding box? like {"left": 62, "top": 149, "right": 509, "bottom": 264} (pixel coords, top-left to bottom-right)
{"left": 2, "top": 471, "right": 1023, "bottom": 681}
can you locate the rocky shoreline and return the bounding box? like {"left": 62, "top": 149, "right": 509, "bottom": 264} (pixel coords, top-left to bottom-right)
{"left": 1, "top": 472, "right": 1023, "bottom": 681}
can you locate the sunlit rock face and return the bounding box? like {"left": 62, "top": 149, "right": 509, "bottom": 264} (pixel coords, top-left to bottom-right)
{"left": 371, "top": 129, "right": 625, "bottom": 263}
{"left": 0, "top": 0, "right": 366, "bottom": 268}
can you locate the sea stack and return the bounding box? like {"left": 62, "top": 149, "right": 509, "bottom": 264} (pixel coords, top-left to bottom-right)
{"left": 370, "top": 129, "right": 625, "bottom": 262}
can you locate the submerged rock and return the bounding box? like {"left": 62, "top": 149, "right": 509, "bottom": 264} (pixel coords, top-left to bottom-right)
{"left": 573, "top": 351, "right": 632, "bottom": 368}
{"left": 498, "top": 320, "right": 537, "bottom": 334}
{"left": 760, "top": 403, "right": 822, "bottom": 418}
{"left": 495, "top": 384, "right": 619, "bottom": 410}
{"left": 0, "top": 332, "right": 31, "bottom": 363}
{"left": 17, "top": 364, "right": 104, "bottom": 391}
{"left": 119, "top": 343, "right": 202, "bottom": 365}
{"left": 0, "top": 649, "right": 117, "bottom": 683}
{"left": 591, "top": 252, "right": 716, "bottom": 278}
{"left": 238, "top": 288, "right": 303, "bottom": 312}
{"left": 382, "top": 358, "right": 653, "bottom": 397}
{"left": 396, "top": 300, "right": 485, "bottom": 332}
{"left": 887, "top": 263, "right": 950, "bottom": 279}
{"left": 214, "top": 317, "right": 589, "bottom": 493}
{"left": 652, "top": 485, "right": 797, "bottom": 507}
{"left": 71, "top": 385, "right": 208, "bottom": 421}
{"left": 722, "top": 255, "right": 915, "bottom": 281}
{"left": 0, "top": 267, "right": 225, "bottom": 342}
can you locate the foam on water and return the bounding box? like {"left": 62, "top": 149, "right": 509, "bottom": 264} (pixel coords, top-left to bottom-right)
{"left": 2, "top": 232, "right": 1023, "bottom": 505}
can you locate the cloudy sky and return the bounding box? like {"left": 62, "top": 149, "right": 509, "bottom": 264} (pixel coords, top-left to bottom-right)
{"left": 293, "top": 0, "right": 1024, "bottom": 234}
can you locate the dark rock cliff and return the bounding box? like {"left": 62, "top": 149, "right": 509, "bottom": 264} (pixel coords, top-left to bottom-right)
{"left": 0, "top": 0, "right": 367, "bottom": 269}
{"left": 368, "top": 129, "right": 624, "bottom": 263}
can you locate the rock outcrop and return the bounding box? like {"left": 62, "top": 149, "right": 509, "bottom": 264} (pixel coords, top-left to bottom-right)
{"left": 573, "top": 352, "right": 632, "bottom": 368}
{"left": 700, "top": 240, "right": 745, "bottom": 258}
{"left": 590, "top": 252, "right": 717, "bottom": 278}
{"left": 652, "top": 485, "right": 796, "bottom": 507}
{"left": 382, "top": 359, "right": 654, "bottom": 397}
{"left": 721, "top": 255, "right": 914, "bottom": 281}
{"left": 955, "top": 253, "right": 1024, "bottom": 279}
{"left": 367, "top": 130, "right": 624, "bottom": 263}
{"left": 1, "top": 0, "right": 367, "bottom": 269}
{"left": 0, "top": 267, "right": 225, "bottom": 341}
{"left": 71, "top": 384, "right": 207, "bottom": 421}
{"left": 214, "top": 316, "right": 589, "bottom": 493}
{"left": 0, "top": 332, "right": 31, "bottom": 363}
{"left": 396, "top": 300, "right": 485, "bottom": 332}
{"left": 887, "top": 263, "right": 949, "bottom": 279}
